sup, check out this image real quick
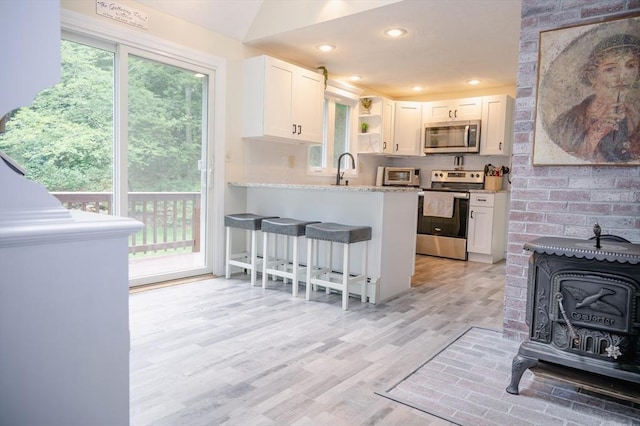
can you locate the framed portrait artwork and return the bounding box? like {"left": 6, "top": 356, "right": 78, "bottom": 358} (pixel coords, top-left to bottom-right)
{"left": 533, "top": 15, "right": 640, "bottom": 166}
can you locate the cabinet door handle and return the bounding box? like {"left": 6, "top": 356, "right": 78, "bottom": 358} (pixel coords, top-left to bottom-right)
{"left": 448, "top": 110, "right": 452, "bottom": 118}
{"left": 292, "top": 124, "right": 296, "bottom": 134}
{"left": 477, "top": 198, "right": 487, "bottom": 202}
{"left": 470, "top": 210, "right": 474, "bottom": 219}
{"left": 454, "top": 109, "right": 458, "bottom": 118}
{"left": 297, "top": 125, "right": 302, "bottom": 135}
{"left": 395, "top": 143, "right": 399, "bottom": 152}
{"left": 499, "top": 142, "right": 502, "bottom": 150}
{"left": 383, "top": 142, "right": 387, "bottom": 149}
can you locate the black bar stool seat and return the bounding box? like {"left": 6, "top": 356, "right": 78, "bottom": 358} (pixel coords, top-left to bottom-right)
{"left": 261, "top": 218, "right": 320, "bottom": 296}
{"left": 225, "top": 213, "right": 278, "bottom": 286}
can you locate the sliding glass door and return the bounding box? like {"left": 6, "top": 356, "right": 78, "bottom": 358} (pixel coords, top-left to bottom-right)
{"left": 0, "top": 37, "right": 215, "bottom": 286}
{"left": 125, "top": 53, "right": 210, "bottom": 282}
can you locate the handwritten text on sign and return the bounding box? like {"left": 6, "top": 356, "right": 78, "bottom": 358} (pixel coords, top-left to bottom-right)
{"left": 96, "top": 1, "right": 148, "bottom": 30}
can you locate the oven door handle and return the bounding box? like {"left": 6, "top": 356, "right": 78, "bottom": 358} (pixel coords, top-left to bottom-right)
{"left": 420, "top": 191, "right": 469, "bottom": 199}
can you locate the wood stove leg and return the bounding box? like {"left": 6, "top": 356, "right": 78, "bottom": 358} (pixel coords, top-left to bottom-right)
{"left": 506, "top": 353, "right": 538, "bottom": 395}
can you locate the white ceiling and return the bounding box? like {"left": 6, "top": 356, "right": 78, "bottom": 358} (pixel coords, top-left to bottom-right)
{"left": 136, "top": 0, "right": 265, "bottom": 40}
{"left": 137, "top": 0, "right": 522, "bottom": 99}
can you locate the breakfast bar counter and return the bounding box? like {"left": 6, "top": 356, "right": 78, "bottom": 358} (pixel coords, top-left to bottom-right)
{"left": 228, "top": 183, "right": 419, "bottom": 303}
{"left": 229, "top": 182, "right": 419, "bottom": 193}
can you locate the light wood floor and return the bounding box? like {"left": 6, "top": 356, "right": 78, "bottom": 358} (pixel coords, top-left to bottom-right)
{"left": 130, "top": 255, "right": 506, "bottom": 425}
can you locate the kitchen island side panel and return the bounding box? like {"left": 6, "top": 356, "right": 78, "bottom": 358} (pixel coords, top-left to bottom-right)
{"left": 0, "top": 211, "right": 142, "bottom": 426}
{"left": 380, "top": 191, "right": 418, "bottom": 294}
{"left": 244, "top": 186, "right": 417, "bottom": 302}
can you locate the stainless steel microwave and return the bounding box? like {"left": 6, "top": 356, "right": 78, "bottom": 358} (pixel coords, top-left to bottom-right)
{"left": 383, "top": 167, "right": 420, "bottom": 187}
{"left": 424, "top": 120, "right": 481, "bottom": 154}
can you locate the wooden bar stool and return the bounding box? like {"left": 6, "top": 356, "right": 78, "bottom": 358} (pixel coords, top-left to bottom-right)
{"left": 261, "top": 218, "right": 320, "bottom": 297}
{"left": 225, "top": 213, "right": 277, "bottom": 286}
{"left": 305, "top": 222, "right": 372, "bottom": 310}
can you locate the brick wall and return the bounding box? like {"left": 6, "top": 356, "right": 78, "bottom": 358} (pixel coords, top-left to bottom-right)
{"left": 504, "top": 0, "right": 640, "bottom": 340}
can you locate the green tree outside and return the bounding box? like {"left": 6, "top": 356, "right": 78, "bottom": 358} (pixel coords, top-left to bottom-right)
{"left": 0, "top": 39, "right": 205, "bottom": 193}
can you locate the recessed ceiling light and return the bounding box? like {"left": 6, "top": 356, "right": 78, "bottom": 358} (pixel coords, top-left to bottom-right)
{"left": 350, "top": 75, "right": 363, "bottom": 82}
{"left": 385, "top": 28, "right": 407, "bottom": 38}
{"left": 412, "top": 86, "right": 423, "bottom": 91}
{"left": 317, "top": 44, "right": 335, "bottom": 52}
{"left": 467, "top": 79, "right": 481, "bottom": 85}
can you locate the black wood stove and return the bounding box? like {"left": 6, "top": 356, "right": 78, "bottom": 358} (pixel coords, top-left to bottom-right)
{"left": 507, "top": 227, "right": 640, "bottom": 394}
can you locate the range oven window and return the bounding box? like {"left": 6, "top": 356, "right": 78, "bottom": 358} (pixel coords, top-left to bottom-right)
{"left": 417, "top": 194, "right": 469, "bottom": 238}
{"left": 387, "top": 169, "right": 410, "bottom": 182}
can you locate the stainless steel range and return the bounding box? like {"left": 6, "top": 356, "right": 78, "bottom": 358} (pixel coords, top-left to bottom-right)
{"left": 417, "top": 170, "right": 484, "bottom": 260}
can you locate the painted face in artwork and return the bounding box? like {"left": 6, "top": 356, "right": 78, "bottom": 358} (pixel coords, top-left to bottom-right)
{"left": 590, "top": 50, "right": 640, "bottom": 102}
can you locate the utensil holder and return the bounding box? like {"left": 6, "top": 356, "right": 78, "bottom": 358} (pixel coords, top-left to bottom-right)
{"left": 484, "top": 176, "right": 503, "bottom": 190}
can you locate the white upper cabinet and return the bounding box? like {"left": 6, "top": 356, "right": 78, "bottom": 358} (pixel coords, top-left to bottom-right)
{"left": 243, "top": 55, "right": 324, "bottom": 144}
{"left": 357, "top": 97, "right": 394, "bottom": 154}
{"left": 290, "top": 67, "right": 324, "bottom": 143}
{"left": 381, "top": 98, "right": 395, "bottom": 152}
{"left": 480, "top": 95, "right": 514, "bottom": 156}
{"left": 422, "top": 97, "right": 482, "bottom": 123}
{"left": 393, "top": 101, "right": 422, "bottom": 156}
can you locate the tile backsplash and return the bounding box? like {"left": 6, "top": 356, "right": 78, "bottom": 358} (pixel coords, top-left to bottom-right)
{"left": 242, "top": 138, "right": 510, "bottom": 189}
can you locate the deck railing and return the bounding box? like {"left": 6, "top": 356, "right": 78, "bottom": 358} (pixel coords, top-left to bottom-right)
{"left": 52, "top": 192, "right": 201, "bottom": 255}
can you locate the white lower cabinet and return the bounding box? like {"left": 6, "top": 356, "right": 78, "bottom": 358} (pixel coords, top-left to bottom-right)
{"left": 467, "top": 192, "right": 507, "bottom": 263}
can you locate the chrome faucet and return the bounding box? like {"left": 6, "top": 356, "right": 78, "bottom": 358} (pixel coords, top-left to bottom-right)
{"left": 335, "top": 152, "right": 355, "bottom": 185}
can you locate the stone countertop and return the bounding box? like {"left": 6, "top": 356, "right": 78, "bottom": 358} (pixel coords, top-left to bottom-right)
{"left": 228, "top": 182, "right": 421, "bottom": 193}
{"left": 418, "top": 189, "right": 509, "bottom": 194}
{"left": 469, "top": 189, "right": 510, "bottom": 194}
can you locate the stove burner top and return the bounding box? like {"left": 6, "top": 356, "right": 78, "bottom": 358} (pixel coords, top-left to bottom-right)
{"left": 428, "top": 169, "right": 485, "bottom": 191}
